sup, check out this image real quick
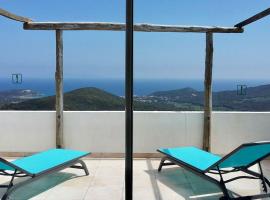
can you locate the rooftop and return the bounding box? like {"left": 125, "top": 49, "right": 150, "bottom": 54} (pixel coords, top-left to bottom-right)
{"left": 1, "top": 4, "right": 270, "bottom": 200}
{"left": 0, "top": 158, "right": 269, "bottom": 200}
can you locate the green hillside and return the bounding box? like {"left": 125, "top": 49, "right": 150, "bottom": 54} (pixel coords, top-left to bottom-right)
{"left": 2, "top": 84, "right": 270, "bottom": 111}
{"left": 144, "top": 84, "right": 270, "bottom": 111}
{"left": 1, "top": 87, "right": 124, "bottom": 111}
{"left": 0, "top": 87, "right": 164, "bottom": 111}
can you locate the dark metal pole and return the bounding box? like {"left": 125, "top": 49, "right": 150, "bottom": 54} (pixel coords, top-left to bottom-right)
{"left": 125, "top": 0, "right": 133, "bottom": 199}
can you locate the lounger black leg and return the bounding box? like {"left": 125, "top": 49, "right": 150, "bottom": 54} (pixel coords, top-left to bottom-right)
{"left": 158, "top": 157, "right": 166, "bottom": 172}
{"left": 2, "top": 170, "right": 23, "bottom": 200}
{"left": 70, "top": 160, "right": 89, "bottom": 176}
{"left": 217, "top": 166, "right": 231, "bottom": 200}
{"left": 158, "top": 157, "right": 177, "bottom": 172}
{"left": 78, "top": 160, "right": 89, "bottom": 176}
{"left": 219, "top": 187, "right": 231, "bottom": 200}
{"left": 2, "top": 175, "right": 36, "bottom": 200}
{"left": 258, "top": 162, "right": 268, "bottom": 193}
{"left": 2, "top": 170, "right": 16, "bottom": 200}
{"left": 2, "top": 193, "right": 8, "bottom": 200}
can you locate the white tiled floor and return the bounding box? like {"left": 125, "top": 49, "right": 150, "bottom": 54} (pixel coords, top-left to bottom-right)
{"left": 0, "top": 158, "right": 269, "bottom": 200}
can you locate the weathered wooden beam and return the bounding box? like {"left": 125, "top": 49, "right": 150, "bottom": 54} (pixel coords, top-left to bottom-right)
{"left": 55, "top": 30, "right": 64, "bottom": 148}
{"left": 235, "top": 8, "right": 270, "bottom": 28}
{"left": 203, "top": 32, "right": 213, "bottom": 152}
{"left": 0, "top": 8, "right": 32, "bottom": 22}
{"left": 23, "top": 22, "right": 243, "bottom": 33}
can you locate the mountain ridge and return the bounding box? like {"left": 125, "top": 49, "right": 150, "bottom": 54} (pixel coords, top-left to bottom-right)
{"left": 2, "top": 84, "right": 270, "bottom": 111}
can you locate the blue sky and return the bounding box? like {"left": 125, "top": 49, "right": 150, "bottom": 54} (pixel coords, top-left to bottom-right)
{"left": 0, "top": 1, "right": 270, "bottom": 80}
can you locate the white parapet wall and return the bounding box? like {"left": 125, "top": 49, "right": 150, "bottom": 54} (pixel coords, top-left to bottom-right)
{"left": 0, "top": 111, "right": 269, "bottom": 155}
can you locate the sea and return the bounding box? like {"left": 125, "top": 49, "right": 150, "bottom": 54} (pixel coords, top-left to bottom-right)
{"left": 0, "top": 78, "right": 269, "bottom": 97}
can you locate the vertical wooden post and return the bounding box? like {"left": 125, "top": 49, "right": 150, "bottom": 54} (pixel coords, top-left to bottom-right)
{"left": 203, "top": 32, "right": 213, "bottom": 152}
{"left": 55, "top": 30, "right": 64, "bottom": 148}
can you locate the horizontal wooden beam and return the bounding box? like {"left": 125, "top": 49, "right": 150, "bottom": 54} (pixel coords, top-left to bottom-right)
{"left": 24, "top": 22, "right": 243, "bottom": 33}
{"left": 0, "top": 8, "right": 32, "bottom": 22}
{"left": 235, "top": 8, "right": 270, "bottom": 28}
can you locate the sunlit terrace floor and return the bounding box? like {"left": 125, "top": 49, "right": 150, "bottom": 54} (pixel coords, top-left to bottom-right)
{"left": 0, "top": 158, "right": 270, "bottom": 200}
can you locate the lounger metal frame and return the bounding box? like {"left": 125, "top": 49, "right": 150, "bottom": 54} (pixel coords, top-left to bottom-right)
{"left": 158, "top": 142, "right": 270, "bottom": 200}
{"left": 0, "top": 154, "right": 89, "bottom": 200}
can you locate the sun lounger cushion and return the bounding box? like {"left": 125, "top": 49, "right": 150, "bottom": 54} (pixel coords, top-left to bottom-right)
{"left": 0, "top": 162, "right": 14, "bottom": 171}
{"left": 158, "top": 146, "right": 221, "bottom": 171}
{"left": 11, "top": 149, "right": 89, "bottom": 174}
{"left": 219, "top": 143, "right": 270, "bottom": 168}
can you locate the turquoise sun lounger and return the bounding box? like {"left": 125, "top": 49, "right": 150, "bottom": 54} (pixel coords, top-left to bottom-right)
{"left": 158, "top": 141, "right": 270, "bottom": 200}
{"left": 0, "top": 148, "right": 90, "bottom": 200}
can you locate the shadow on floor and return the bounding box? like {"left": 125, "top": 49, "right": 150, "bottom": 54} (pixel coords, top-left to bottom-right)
{"left": 146, "top": 165, "right": 227, "bottom": 200}
{"left": 0, "top": 172, "right": 81, "bottom": 200}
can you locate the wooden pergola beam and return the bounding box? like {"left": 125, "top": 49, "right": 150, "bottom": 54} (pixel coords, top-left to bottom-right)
{"left": 24, "top": 22, "right": 243, "bottom": 33}
{"left": 0, "top": 8, "right": 32, "bottom": 22}
{"left": 235, "top": 8, "right": 270, "bottom": 28}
